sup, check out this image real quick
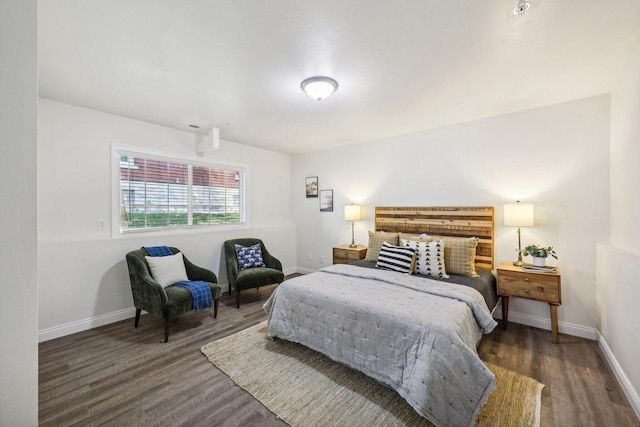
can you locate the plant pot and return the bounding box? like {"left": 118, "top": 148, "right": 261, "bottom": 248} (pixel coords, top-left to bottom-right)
{"left": 532, "top": 256, "right": 546, "bottom": 267}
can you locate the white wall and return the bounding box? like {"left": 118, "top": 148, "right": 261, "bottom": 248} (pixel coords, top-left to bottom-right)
{"left": 0, "top": 1, "right": 38, "bottom": 425}
{"left": 597, "top": 56, "right": 640, "bottom": 418}
{"left": 38, "top": 99, "right": 296, "bottom": 340}
{"left": 292, "top": 95, "right": 611, "bottom": 338}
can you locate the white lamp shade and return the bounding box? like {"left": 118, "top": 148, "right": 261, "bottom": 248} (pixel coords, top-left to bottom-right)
{"left": 504, "top": 202, "right": 534, "bottom": 227}
{"left": 301, "top": 76, "right": 338, "bottom": 101}
{"left": 344, "top": 204, "right": 362, "bottom": 221}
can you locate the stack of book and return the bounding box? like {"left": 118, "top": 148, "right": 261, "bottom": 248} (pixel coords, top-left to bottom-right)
{"left": 521, "top": 264, "right": 558, "bottom": 273}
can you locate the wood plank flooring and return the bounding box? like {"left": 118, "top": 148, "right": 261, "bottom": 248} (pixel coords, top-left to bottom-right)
{"left": 39, "top": 277, "right": 639, "bottom": 426}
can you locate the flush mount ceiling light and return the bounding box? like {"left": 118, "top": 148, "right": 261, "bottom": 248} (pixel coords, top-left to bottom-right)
{"left": 513, "top": 1, "right": 530, "bottom": 16}
{"left": 300, "top": 76, "right": 338, "bottom": 101}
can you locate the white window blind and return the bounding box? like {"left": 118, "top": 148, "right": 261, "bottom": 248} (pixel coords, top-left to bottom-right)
{"left": 117, "top": 150, "right": 245, "bottom": 232}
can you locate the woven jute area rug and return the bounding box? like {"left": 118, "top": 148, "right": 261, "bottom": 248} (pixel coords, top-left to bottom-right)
{"left": 201, "top": 321, "right": 544, "bottom": 427}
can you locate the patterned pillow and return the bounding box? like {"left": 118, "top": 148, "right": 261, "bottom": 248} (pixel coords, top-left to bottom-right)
{"left": 431, "top": 236, "right": 479, "bottom": 277}
{"left": 235, "top": 243, "right": 266, "bottom": 270}
{"left": 375, "top": 242, "right": 416, "bottom": 273}
{"left": 365, "top": 231, "right": 400, "bottom": 261}
{"left": 403, "top": 240, "right": 449, "bottom": 279}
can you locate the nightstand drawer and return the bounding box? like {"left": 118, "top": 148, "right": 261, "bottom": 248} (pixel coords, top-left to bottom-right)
{"left": 496, "top": 261, "right": 562, "bottom": 343}
{"left": 333, "top": 245, "right": 367, "bottom": 264}
{"left": 498, "top": 270, "right": 560, "bottom": 304}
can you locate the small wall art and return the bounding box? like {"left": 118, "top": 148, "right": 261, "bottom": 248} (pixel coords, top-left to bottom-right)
{"left": 305, "top": 176, "right": 318, "bottom": 198}
{"left": 320, "top": 189, "right": 333, "bottom": 212}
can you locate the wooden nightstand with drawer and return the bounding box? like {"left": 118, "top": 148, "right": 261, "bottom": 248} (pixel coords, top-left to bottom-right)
{"left": 333, "top": 245, "right": 367, "bottom": 265}
{"left": 496, "top": 261, "right": 562, "bottom": 343}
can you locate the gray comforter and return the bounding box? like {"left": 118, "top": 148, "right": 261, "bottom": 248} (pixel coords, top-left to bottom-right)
{"left": 263, "top": 264, "right": 498, "bottom": 427}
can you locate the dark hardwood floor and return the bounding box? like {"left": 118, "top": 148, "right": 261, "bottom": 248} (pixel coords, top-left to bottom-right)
{"left": 39, "top": 277, "right": 639, "bottom": 426}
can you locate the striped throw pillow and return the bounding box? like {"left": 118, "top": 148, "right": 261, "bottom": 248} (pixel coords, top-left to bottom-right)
{"left": 376, "top": 242, "right": 416, "bottom": 273}
{"left": 403, "top": 239, "right": 449, "bottom": 279}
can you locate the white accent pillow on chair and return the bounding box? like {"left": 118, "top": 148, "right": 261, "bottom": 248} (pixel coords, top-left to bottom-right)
{"left": 145, "top": 252, "right": 189, "bottom": 287}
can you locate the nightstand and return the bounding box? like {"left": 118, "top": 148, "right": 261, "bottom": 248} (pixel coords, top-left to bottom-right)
{"left": 333, "top": 244, "right": 367, "bottom": 265}
{"left": 496, "top": 261, "right": 562, "bottom": 343}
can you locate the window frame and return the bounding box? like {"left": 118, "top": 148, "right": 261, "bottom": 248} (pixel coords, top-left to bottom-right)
{"left": 111, "top": 143, "right": 248, "bottom": 237}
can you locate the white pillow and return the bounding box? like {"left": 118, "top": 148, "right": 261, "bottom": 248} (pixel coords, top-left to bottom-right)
{"left": 403, "top": 239, "right": 449, "bottom": 279}
{"left": 145, "top": 252, "right": 188, "bottom": 288}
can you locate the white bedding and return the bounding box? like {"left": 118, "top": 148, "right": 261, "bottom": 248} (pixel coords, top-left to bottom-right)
{"left": 263, "top": 264, "right": 498, "bottom": 427}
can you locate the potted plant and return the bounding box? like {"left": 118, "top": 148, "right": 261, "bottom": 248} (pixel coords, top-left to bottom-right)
{"left": 520, "top": 244, "right": 557, "bottom": 267}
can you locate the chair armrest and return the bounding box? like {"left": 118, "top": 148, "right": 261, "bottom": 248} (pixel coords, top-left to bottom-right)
{"left": 188, "top": 264, "right": 217, "bottom": 283}
{"left": 126, "top": 252, "right": 168, "bottom": 312}
{"left": 225, "top": 258, "right": 239, "bottom": 290}
{"left": 130, "top": 272, "right": 168, "bottom": 311}
{"left": 223, "top": 242, "right": 239, "bottom": 287}
{"left": 141, "top": 276, "right": 169, "bottom": 306}
{"left": 266, "top": 255, "right": 282, "bottom": 272}
{"left": 183, "top": 257, "right": 217, "bottom": 283}
{"left": 262, "top": 250, "right": 283, "bottom": 272}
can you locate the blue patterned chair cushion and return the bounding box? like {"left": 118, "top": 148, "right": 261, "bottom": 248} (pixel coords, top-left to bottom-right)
{"left": 235, "top": 243, "right": 266, "bottom": 270}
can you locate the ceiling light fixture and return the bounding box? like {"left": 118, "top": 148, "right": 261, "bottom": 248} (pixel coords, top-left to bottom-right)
{"left": 513, "top": 1, "right": 530, "bottom": 16}
{"left": 300, "top": 76, "right": 338, "bottom": 101}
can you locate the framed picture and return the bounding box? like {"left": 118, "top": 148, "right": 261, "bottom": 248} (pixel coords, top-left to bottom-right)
{"left": 305, "top": 176, "right": 318, "bottom": 198}
{"left": 319, "top": 189, "right": 333, "bottom": 212}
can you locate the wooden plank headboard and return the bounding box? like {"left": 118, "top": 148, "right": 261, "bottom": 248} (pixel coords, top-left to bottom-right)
{"left": 375, "top": 206, "right": 495, "bottom": 271}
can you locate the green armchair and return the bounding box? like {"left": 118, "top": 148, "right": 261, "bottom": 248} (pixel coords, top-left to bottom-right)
{"left": 224, "top": 238, "right": 285, "bottom": 308}
{"left": 126, "top": 247, "right": 222, "bottom": 342}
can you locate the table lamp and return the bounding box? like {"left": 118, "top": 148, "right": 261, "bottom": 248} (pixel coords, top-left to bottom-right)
{"left": 344, "top": 204, "right": 362, "bottom": 248}
{"left": 504, "top": 201, "right": 534, "bottom": 266}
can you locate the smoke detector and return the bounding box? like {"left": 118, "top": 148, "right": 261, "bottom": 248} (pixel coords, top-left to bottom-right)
{"left": 513, "top": 1, "right": 530, "bottom": 16}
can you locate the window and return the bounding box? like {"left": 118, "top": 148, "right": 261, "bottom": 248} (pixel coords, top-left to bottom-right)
{"left": 115, "top": 147, "right": 245, "bottom": 233}
{"left": 119, "top": 155, "right": 138, "bottom": 169}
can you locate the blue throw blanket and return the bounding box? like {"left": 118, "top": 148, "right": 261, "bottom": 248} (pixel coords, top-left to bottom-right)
{"left": 173, "top": 281, "right": 212, "bottom": 311}
{"left": 143, "top": 246, "right": 173, "bottom": 257}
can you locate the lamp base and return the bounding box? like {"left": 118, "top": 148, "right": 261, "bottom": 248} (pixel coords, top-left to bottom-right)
{"left": 513, "top": 250, "right": 524, "bottom": 267}
{"left": 349, "top": 221, "right": 357, "bottom": 248}
{"left": 513, "top": 228, "right": 524, "bottom": 267}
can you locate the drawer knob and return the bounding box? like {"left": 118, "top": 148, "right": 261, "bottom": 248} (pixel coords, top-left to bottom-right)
{"left": 524, "top": 277, "right": 529, "bottom": 282}
{"left": 524, "top": 289, "right": 529, "bottom": 293}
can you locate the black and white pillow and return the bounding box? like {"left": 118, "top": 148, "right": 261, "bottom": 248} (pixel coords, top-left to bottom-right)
{"left": 403, "top": 239, "right": 449, "bottom": 279}
{"left": 376, "top": 241, "right": 416, "bottom": 273}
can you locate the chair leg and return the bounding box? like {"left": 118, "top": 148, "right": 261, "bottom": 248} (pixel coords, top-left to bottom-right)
{"left": 164, "top": 319, "right": 170, "bottom": 343}
{"left": 236, "top": 289, "right": 240, "bottom": 309}
{"left": 214, "top": 298, "right": 219, "bottom": 318}
{"left": 134, "top": 308, "right": 141, "bottom": 328}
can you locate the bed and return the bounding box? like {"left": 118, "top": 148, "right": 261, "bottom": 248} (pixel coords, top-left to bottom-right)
{"left": 263, "top": 206, "right": 498, "bottom": 427}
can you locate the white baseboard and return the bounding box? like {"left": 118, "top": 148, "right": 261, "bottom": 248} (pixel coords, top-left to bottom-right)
{"left": 513, "top": 312, "right": 596, "bottom": 340}
{"left": 39, "top": 286, "right": 234, "bottom": 343}
{"left": 38, "top": 277, "right": 291, "bottom": 342}
{"left": 493, "top": 302, "right": 597, "bottom": 340}
{"left": 38, "top": 307, "right": 138, "bottom": 343}
{"left": 597, "top": 331, "right": 640, "bottom": 421}
{"left": 41, "top": 273, "right": 599, "bottom": 345}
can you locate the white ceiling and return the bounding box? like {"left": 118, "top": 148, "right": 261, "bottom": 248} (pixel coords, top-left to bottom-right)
{"left": 38, "top": 0, "right": 640, "bottom": 154}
